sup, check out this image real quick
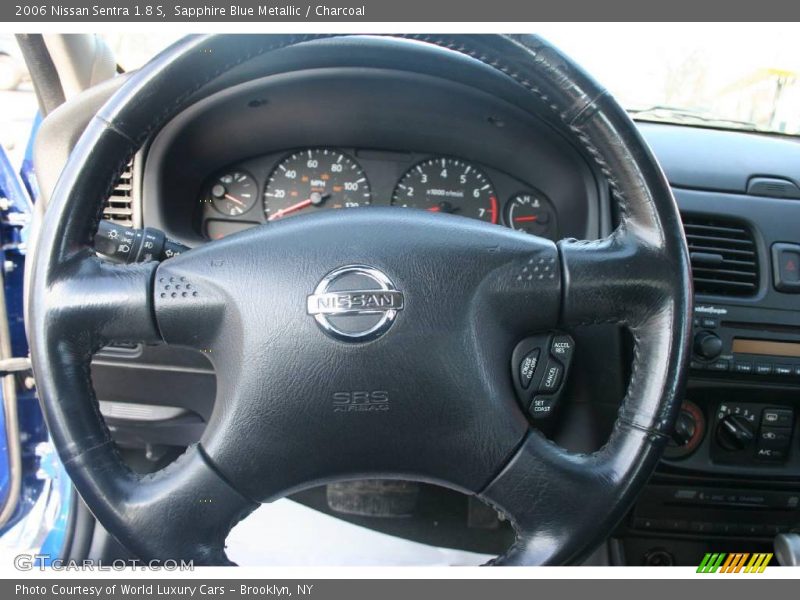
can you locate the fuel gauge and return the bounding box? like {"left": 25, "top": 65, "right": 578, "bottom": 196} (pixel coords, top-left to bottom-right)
{"left": 206, "top": 171, "right": 258, "bottom": 217}
{"left": 505, "top": 191, "right": 557, "bottom": 239}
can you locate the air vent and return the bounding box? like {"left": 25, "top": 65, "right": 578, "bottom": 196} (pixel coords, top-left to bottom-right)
{"left": 102, "top": 160, "right": 135, "bottom": 227}
{"left": 681, "top": 214, "right": 759, "bottom": 297}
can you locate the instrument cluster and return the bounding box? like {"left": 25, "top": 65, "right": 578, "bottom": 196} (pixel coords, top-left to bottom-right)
{"left": 198, "top": 148, "right": 558, "bottom": 241}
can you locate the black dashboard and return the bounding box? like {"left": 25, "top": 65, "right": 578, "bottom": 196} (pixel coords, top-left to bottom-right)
{"left": 617, "top": 123, "right": 800, "bottom": 566}
{"left": 35, "top": 35, "right": 800, "bottom": 566}
{"left": 133, "top": 37, "right": 607, "bottom": 252}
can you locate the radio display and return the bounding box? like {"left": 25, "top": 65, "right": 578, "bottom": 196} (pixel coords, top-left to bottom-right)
{"left": 733, "top": 338, "right": 800, "bottom": 358}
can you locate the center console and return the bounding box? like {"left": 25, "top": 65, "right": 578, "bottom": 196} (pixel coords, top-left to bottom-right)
{"left": 620, "top": 303, "right": 800, "bottom": 565}
{"left": 618, "top": 124, "right": 800, "bottom": 566}
{"left": 668, "top": 302, "right": 800, "bottom": 472}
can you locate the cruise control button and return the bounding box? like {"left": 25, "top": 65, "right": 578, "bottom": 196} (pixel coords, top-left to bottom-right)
{"left": 528, "top": 395, "right": 557, "bottom": 418}
{"left": 550, "top": 335, "right": 574, "bottom": 363}
{"left": 519, "top": 349, "right": 541, "bottom": 390}
{"left": 538, "top": 359, "right": 563, "bottom": 392}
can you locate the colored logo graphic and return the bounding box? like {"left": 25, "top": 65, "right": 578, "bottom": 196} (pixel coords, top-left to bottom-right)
{"left": 697, "top": 552, "right": 773, "bottom": 573}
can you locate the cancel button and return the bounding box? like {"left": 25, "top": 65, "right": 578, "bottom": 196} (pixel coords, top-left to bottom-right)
{"left": 538, "top": 358, "right": 564, "bottom": 392}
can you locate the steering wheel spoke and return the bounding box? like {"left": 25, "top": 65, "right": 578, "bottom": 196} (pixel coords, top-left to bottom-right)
{"left": 559, "top": 231, "right": 673, "bottom": 329}
{"left": 69, "top": 442, "right": 256, "bottom": 565}
{"left": 152, "top": 250, "right": 229, "bottom": 350}
{"left": 480, "top": 422, "right": 664, "bottom": 565}
{"left": 479, "top": 235, "right": 562, "bottom": 334}
{"left": 42, "top": 253, "right": 162, "bottom": 347}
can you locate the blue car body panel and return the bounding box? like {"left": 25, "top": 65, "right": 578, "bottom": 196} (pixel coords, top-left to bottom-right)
{"left": 0, "top": 114, "right": 71, "bottom": 562}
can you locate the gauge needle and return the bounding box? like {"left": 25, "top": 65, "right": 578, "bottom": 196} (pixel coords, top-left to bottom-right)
{"left": 269, "top": 193, "right": 331, "bottom": 221}
{"left": 224, "top": 193, "right": 246, "bottom": 207}
{"left": 269, "top": 199, "right": 312, "bottom": 221}
{"left": 514, "top": 216, "right": 539, "bottom": 222}
{"left": 428, "top": 201, "right": 460, "bottom": 214}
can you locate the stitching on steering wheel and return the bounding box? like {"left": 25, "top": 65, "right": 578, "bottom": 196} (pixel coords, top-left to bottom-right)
{"left": 404, "top": 35, "right": 634, "bottom": 226}
{"left": 71, "top": 33, "right": 671, "bottom": 565}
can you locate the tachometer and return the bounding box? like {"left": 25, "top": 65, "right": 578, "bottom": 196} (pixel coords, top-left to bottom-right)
{"left": 264, "top": 149, "right": 371, "bottom": 221}
{"left": 391, "top": 157, "right": 498, "bottom": 224}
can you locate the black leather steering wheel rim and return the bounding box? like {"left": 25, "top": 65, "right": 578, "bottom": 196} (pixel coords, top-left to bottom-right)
{"left": 28, "top": 34, "right": 692, "bottom": 566}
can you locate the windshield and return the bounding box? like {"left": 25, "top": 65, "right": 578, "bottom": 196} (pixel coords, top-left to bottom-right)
{"left": 538, "top": 23, "right": 800, "bottom": 136}
{"left": 103, "top": 26, "right": 800, "bottom": 136}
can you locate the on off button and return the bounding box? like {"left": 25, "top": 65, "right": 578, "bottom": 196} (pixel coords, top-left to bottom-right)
{"left": 519, "top": 349, "right": 541, "bottom": 389}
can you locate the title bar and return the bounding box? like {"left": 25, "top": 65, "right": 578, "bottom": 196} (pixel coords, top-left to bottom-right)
{"left": 4, "top": 0, "right": 800, "bottom": 22}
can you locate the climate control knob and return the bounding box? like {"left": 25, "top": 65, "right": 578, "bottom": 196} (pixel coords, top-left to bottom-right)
{"left": 694, "top": 331, "right": 723, "bottom": 360}
{"left": 716, "top": 414, "right": 756, "bottom": 451}
{"left": 664, "top": 400, "right": 705, "bottom": 459}
{"left": 671, "top": 410, "right": 697, "bottom": 447}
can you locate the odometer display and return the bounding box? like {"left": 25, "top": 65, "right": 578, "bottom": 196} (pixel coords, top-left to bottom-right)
{"left": 264, "top": 149, "right": 371, "bottom": 221}
{"left": 391, "top": 158, "right": 498, "bottom": 223}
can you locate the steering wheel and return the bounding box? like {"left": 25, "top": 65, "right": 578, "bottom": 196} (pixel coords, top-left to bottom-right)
{"left": 28, "top": 34, "right": 691, "bottom": 566}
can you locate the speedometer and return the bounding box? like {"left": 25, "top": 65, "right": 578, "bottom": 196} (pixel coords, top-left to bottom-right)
{"left": 391, "top": 157, "right": 498, "bottom": 224}
{"left": 264, "top": 149, "right": 371, "bottom": 221}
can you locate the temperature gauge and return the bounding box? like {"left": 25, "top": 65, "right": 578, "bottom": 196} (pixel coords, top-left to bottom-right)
{"left": 505, "top": 191, "right": 557, "bottom": 239}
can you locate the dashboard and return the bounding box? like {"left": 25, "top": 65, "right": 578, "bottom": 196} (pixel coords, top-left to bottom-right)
{"left": 198, "top": 148, "right": 559, "bottom": 240}
{"left": 620, "top": 122, "right": 800, "bottom": 566}
{"left": 137, "top": 37, "right": 606, "bottom": 249}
